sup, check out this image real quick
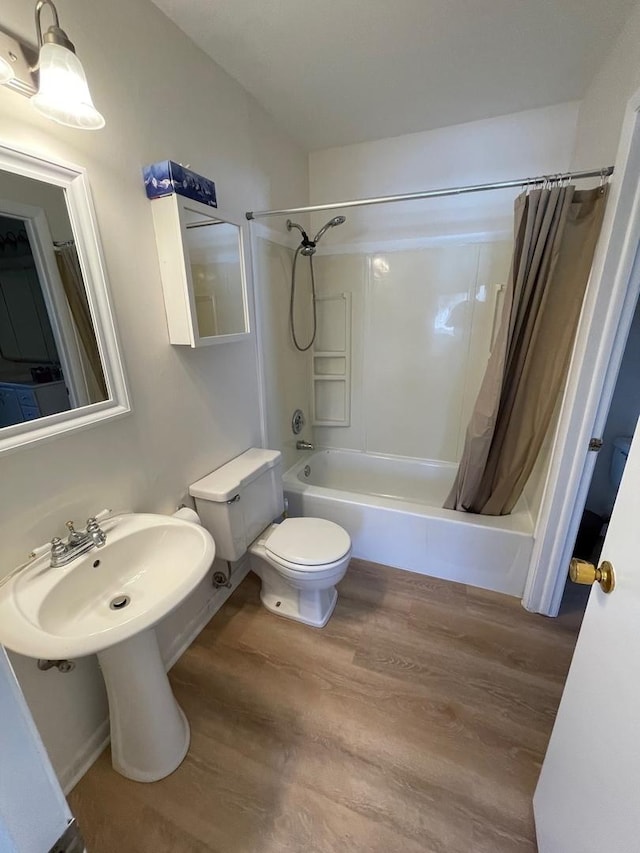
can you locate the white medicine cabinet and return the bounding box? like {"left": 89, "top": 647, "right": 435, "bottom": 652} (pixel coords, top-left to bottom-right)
{"left": 149, "top": 194, "right": 252, "bottom": 346}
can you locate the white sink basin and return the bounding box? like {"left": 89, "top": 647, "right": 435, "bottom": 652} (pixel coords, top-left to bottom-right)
{"left": 0, "top": 512, "right": 215, "bottom": 783}
{"left": 0, "top": 513, "right": 214, "bottom": 659}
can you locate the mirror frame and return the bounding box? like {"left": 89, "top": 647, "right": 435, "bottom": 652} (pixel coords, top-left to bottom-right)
{"left": 0, "top": 142, "right": 130, "bottom": 454}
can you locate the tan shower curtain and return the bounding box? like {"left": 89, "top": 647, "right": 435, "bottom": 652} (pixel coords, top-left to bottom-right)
{"left": 444, "top": 184, "right": 608, "bottom": 516}
{"left": 55, "top": 244, "right": 108, "bottom": 403}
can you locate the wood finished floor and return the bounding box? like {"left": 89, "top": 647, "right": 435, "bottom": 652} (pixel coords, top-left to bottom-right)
{"left": 69, "top": 560, "right": 583, "bottom": 853}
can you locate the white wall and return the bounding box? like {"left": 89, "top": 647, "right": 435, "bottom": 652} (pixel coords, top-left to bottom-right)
{"left": 572, "top": 1, "right": 640, "bottom": 169}
{"left": 0, "top": 0, "right": 307, "bottom": 789}
{"left": 309, "top": 102, "right": 580, "bottom": 246}
{"left": 307, "top": 104, "right": 581, "bottom": 494}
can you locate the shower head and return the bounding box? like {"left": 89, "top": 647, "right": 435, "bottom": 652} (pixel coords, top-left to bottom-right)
{"left": 313, "top": 215, "right": 346, "bottom": 243}
{"left": 287, "top": 215, "right": 346, "bottom": 256}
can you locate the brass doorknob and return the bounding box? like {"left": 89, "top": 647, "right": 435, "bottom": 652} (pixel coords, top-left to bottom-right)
{"left": 569, "top": 558, "right": 615, "bottom": 593}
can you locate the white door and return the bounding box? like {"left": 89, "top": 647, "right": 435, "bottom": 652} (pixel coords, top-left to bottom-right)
{"left": 0, "top": 646, "right": 82, "bottom": 852}
{"left": 534, "top": 413, "right": 640, "bottom": 851}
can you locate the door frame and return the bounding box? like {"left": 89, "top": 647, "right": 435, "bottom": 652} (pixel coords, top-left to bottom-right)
{"left": 524, "top": 87, "right": 640, "bottom": 615}
{"left": 0, "top": 197, "right": 91, "bottom": 408}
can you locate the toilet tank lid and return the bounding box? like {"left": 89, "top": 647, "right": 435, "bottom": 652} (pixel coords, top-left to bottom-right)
{"left": 189, "top": 448, "right": 282, "bottom": 501}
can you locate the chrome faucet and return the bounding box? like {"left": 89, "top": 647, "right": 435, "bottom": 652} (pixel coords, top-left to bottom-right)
{"left": 50, "top": 518, "right": 107, "bottom": 568}
{"left": 296, "top": 440, "right": 315, "bottom": 451}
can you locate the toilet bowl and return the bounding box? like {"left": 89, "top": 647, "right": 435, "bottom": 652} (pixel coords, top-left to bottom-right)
{"left": 249, "top": 518, "right": 351, "bottom": 627}
{"left": 189, "top": 448, "right": 352, "bottom": 628}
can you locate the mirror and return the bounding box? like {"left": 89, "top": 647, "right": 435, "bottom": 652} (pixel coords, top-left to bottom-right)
{"left": 184, "top": 210, "right": 247, "bottom": 338}
{"left": 0, "top": 144, "right": 129, "bottom": 453}
{"left": 149, "top": 195, "right": 251, "bottom": 347}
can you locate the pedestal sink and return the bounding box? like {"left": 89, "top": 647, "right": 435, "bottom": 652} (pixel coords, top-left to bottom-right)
{"left": 0, "top": 513, "right": 215, "bottom": 782}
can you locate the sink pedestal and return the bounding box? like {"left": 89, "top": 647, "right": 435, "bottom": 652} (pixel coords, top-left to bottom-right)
{"left": 97, "top": 628, "right": 190, "bottom": 782}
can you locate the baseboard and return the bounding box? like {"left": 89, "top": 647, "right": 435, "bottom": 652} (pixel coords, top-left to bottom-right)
{"left": 62, "top": 717, "right": 110, "bottom": 794}
{"left": 63, "top": 561, "right": 251, "bottom": 794}
{"left": 163, "top": 559, "right": 251, "bottom": 671}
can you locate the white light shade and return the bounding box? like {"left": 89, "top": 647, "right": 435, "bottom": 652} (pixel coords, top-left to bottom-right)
{"left": 31, "top": 42, "right": 104, "bottom": 130}
{"left": 0, "top": 55, "right": 15, "bottom": 85}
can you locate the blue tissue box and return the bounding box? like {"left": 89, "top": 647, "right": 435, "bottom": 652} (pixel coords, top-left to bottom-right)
{"left": 143, "top": 160, "right": 217, "bottom": 208}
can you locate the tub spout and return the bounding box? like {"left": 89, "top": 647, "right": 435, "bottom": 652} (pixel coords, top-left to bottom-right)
{"left": 296, "top": 440, "right": 315, "bottom": 451}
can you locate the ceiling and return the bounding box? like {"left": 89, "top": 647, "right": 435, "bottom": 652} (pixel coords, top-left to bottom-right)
{"left": 151, "top": 0, "right": 636, "bottom": 151}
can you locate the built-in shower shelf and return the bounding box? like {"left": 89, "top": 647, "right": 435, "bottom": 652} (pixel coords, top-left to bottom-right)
{"left": 311, "top": 293, "right": 351, "bottom": 426}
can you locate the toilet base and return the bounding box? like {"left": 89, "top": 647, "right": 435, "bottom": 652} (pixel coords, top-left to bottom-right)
{"left": 249, "top": 540, "right": 349, "bottom": 629}
{"left": 260, "top": 584, "right": 338, "bottom": 628}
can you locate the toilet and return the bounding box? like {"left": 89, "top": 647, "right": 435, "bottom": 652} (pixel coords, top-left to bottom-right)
{"left": 189, "top": 448, "right": 351, "bottom": 628}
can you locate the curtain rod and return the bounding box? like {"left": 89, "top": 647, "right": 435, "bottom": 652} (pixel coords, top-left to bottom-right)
{"left": 245, "top": 166, "right": 614, "bottom": 220}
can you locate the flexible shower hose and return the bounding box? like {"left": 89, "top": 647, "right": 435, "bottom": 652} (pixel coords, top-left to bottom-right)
{"left": 289, "top": 245, "right": 317, "bottom": 351}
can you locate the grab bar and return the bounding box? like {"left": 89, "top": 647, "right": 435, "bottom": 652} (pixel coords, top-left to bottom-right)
{"left": 490, "top": 283, "right": 506, "bottom": 351}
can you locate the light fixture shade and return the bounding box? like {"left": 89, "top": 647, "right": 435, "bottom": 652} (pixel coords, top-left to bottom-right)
{"left": 31, "top": 42, "right": 104, "bottom": 130}
{"left": 0, "top": 55, "right": 15, "bottom": 85}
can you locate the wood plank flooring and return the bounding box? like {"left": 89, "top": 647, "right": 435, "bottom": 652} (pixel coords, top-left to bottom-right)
{"left": 69, "top": 560, "right": 584, "bottom": 853}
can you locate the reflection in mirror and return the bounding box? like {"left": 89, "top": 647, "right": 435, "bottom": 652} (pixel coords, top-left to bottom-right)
{"left": 0, "top": 173, "right": 107, "bottom": 430}
{"left": 184, "top": 208, "right": 247, "bottom": 338}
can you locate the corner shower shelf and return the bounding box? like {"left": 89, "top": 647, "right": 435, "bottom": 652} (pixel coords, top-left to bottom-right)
{"left": 311, "top": 293, "right": 351, "bottom": 427}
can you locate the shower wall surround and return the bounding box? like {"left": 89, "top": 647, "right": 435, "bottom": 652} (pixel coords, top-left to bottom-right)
{"left": 312, "top": 241, "right": 511, "bottom": 463}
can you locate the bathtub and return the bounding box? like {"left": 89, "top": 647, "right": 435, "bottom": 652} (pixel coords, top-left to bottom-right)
{"left": 283, "top": 449, "right": 534, "bottom": 597}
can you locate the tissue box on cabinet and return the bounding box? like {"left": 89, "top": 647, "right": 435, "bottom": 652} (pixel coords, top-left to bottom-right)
{"left": 143, "top": 160, "right": 217, "bottom": 208}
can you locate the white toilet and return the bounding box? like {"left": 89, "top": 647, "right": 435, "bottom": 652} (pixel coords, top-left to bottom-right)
{"left": 189, "top": 448, "right": 352, "bottom": 628}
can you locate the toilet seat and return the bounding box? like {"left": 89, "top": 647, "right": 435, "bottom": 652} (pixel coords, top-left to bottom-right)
{"left": 264, "top": 517, "right": 351, "bottom": 566}
{"left": 261, "top": 549, "right": 351, "bottom": 581}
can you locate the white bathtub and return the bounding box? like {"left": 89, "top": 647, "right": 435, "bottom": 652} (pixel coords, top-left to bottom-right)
{"left": 283, "top": 449, "right": 534, "bottom": 597}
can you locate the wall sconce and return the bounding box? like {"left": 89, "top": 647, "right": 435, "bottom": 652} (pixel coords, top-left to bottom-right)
{"left": 0, "top": 0, "right": 104, "bottom": 130}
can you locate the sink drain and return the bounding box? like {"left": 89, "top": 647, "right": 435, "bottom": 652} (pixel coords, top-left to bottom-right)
{"left": 109, "top": 595, "right": 130, "bottom": 610}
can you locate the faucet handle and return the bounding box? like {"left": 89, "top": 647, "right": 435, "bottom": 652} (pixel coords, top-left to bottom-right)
{"left": 65, "top": 520, "right": 85, "bottom": 545}
{"left": 86, "top": 517, "right": 107, "bottom": 547}
{"left": 50, "top": 537, "right": 67, "bottom": 560}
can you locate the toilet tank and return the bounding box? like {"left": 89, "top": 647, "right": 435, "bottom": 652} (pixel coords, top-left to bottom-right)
{"left": 189, "top": 448, "right": 284, "bottom": 561}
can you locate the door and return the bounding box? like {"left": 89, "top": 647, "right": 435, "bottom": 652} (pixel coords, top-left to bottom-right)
{"left": 533, "top": 413, "right": 640, "bottom": 851}
{"left": 0, "top": 646, "right": 83, "bottom": 852}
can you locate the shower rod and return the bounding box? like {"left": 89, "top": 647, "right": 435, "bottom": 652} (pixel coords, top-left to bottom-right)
{"left": 245, "top": 166, "right": 614, "bottom": 220}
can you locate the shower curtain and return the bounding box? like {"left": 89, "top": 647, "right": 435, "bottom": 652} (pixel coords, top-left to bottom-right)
{"left": 445, "top": 183, "right": 608, "bottom": 516}
{"left": 55, "top": 244, "right": 108, "bottom": 403}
